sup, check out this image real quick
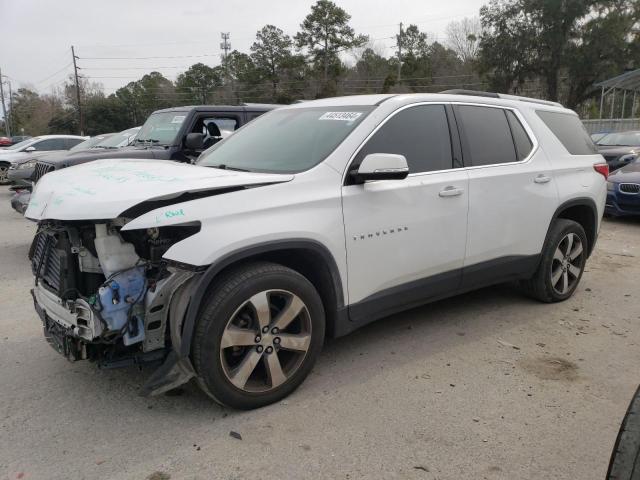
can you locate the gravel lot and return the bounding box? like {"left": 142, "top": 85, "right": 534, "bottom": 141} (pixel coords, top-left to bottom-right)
{"left": 1, "top": 185, "right": 639, "bottom": 480}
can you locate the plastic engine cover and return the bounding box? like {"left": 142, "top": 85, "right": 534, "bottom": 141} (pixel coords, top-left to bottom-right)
{"left": 98, "top": 267, "right": 146, "bottom": 346}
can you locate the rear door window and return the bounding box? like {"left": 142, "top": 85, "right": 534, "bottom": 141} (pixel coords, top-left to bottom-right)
{"left": 354, "top": 104, "right": 454, "bottom": 174}
{"left": 454, "top": 105, "right": 517, "bottom": 166}
{"left": 536, "top": 110, "right": 597, "bottom": 155}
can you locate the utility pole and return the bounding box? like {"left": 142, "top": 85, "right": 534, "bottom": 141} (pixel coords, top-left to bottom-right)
{"left": 6, "top": 79, "right": 12, "bottom": 136}
{"left": 220, "top": 32, "right": 231, "bottom": 62}
{"left": 220, "top": 33, "right": 234, "bottom": 100}
{"left": 71, "top": 46, "right": 83, "bottom": 135}
{"left": 397, "top": 23, "right": 403, "bottom": 85}
{"left": 0, "top": 68, "right": 9, "bottom": 137}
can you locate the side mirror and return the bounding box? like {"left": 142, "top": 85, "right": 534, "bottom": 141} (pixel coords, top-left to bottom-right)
{"left": 25, "top": 146, "right": 36, "bottom": 152}
{"left": 351, "top": 153, "right": 409, "bottom": 183}
{"left": 185, "top": 133, "right": 204, "bottom": 151}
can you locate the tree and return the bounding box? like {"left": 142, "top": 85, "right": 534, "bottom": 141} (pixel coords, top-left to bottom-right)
{"left": 445, "top": 17, "right": 482, "bottom": 64}
{"left": 251, "top": 25, "right": 295, "bottom": 99}
{"left": 565, "top": 2, "right": 640, "bottom": 109}
{"left": 398, "top": 24, "right": 429, "bottom": 59}
{"left": 477, "top": 1, "right": 537, "bottom": 93}
{"left": 221, "top": 51, "right": 261, "bottom": 103}
{"left": 115, "top": 72, "right": 176, "bottom": 123}
{"left": 348, "top": 47, "right": 394, "bottom": 93}
{"left": 10, "top": 88, "right": 67, "bottom": 136}
{"left": 175, "top": 63, "right": 222, "bottom": 104}
{"left": 478, "top": 0, "right": 640, "bottom": 103}
{"left": 295, "top": 0, "right": 368, "bottom": 90}
{"left": 397, "top": 24, "right": 431, "bottom": 88}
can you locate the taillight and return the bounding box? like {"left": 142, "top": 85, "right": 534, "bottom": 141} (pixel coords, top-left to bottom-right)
{"left": 594, "top": 163, "right": 609, "bottom": 180}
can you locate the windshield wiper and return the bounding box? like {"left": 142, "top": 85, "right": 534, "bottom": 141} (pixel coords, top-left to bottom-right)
{"left": 208, "top": 164, "right": 251, "bottom": 172}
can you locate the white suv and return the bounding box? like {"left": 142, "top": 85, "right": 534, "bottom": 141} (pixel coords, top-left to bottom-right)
{"left": 26, "top": 92, "right": 608, "bottom": 409}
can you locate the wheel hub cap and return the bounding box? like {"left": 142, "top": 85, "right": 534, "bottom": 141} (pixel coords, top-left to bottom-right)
{"left": 550, "top": 233, "right": 585, "bottom": 295}
{"left": 219, "top": 289, "right": 312, "bottom": 393}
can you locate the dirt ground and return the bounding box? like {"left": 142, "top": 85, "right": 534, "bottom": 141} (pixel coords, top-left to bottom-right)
{"left": 1, "top": 185, "right": 639, "bottom": 480}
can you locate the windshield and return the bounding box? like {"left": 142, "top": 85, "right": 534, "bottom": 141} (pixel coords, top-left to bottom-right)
{"left": 95, "top": 128, "right": 140, "bottom": 149}
{"left": 69, "top": 135, "right": 110, "bottom": 152}
{"left": 4, "top": 137, "right": 40, "bottom": 151}
{"left": 197, "top": 106, "right": 373, "bottom": 173}
{"left": 598, "top": 131, "right": 640, "bottom": 146}
{"left": 136, "top": 112, "right": 185, "bottom": 146}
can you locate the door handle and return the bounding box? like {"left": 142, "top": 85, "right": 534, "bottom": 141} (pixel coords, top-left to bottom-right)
{"left": 534, "top": 174, "right": 551, "bottom": 184}
{"left": 439, "top": 186, "right": 464, "bottom": 197}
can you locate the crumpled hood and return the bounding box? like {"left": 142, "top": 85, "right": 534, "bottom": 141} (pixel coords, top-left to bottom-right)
{"left": 25, "top": 158, "right": 293, "bottom": 221}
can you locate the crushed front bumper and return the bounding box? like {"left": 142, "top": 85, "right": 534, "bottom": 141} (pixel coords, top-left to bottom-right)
{"left": 31, "top": 267, "right": 201, "bottom": 395}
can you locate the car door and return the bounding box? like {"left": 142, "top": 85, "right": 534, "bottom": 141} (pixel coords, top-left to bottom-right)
{"left": 452, "top": 104, "right": 559, "bottom": 288}
{"left": 342, "top": 103, "right": 469, "bottom": 322}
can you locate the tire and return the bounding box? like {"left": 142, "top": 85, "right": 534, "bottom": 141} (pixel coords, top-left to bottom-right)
{"left": 192, "top": 261, "right": 325, "bottom": 410}
{"left": 607, "top": 386, "right": 640, "bottom": 479}
{"left": 0, "top": 163, "right": 9, "bottom": 185}
{"left": 520, "top": 219, "right": 588, "bottom": 303}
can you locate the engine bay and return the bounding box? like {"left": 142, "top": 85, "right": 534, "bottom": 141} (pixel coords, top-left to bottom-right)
{"left": 29, "top": 219, "right": 199, "bottom": 365}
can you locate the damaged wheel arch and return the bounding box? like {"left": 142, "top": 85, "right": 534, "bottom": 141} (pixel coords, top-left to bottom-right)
{"left": 141, "top": 239, "right": 346, "bottom": 396}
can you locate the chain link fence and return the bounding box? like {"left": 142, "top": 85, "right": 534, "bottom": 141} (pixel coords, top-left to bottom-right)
{"left": 582, "top": 118, "right": 640, "bottom": 134}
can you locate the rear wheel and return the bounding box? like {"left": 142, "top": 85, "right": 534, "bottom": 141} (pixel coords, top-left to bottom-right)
{"left": 192, "top": 262, "right": 325, "bottom": 409}
{"left": 0, "top": 163, "right": 9, "bottom": 185}
{"left": 520, "top": 219, "right": 587, "bottom": 302}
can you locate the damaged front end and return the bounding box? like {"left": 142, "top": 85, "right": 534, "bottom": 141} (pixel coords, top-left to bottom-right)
{"left": 29, "top": 219, "right": 201, "bottom": 394}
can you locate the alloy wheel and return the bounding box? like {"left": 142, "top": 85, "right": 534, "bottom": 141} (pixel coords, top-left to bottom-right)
{"left": 219, "top": 289, "right": 312, "bottom": 393}
{"left": 0, "top": 165, "right": 8, "bottom": 183}
{"left": 550, "top": 232, "right": 584, "bottom": 295}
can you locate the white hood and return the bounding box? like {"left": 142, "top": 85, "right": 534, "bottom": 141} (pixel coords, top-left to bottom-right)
{"left": 0, "top": 151, "right": 29, "bottom": 163}
{"left": 25, "top": 158, "right": 293, "bottom": 221}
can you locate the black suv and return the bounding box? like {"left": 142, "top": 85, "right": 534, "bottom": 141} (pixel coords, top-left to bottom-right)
{"left": 32, "top": 104, "right": 278, "bottom": 183}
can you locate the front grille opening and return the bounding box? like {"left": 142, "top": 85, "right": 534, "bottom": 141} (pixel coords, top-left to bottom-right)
{"left": 620, "top": 183, "right": 640, "bottom": 194}
{"left": 33, "top": 163, "right": 55, "bottom": 183}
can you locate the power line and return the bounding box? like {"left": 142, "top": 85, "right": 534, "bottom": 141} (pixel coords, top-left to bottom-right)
{"left": 81, "top": 66, "right": 195, "bottom": 70}
{"left": 34, "top": 62, "right": 74, "bottom": 85}
{"left": 79, "top": 53, "right": 220, "bottom": 60}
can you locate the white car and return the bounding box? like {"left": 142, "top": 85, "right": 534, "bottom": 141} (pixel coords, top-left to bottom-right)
{"left": 26, "top": 92, "right": 607, "bottom": 409}
{"left": 0, "top": 134, "right": 87, "bottom": 184}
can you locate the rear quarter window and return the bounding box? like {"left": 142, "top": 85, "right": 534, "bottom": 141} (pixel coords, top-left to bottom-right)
{"left": 536, "top": 110, "right": 597, "bottom": 155}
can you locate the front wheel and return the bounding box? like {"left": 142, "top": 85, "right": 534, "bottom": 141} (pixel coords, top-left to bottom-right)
{"left": 607, "top": 386, "right": 640, "bottom": 479}
{"left": 192, "top": 262, "right": 325, "bottom": 409}
{"left": 520, "top": 219, "right": 588, "bottom": 303}
{"left": 0, "top": 163, "right": 9, "bottom": 185}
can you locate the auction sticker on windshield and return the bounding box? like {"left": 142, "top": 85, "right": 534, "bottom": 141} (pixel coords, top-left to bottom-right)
{"left": 171, "top": 115, "right": 186, "bottom": 124}
{"left": 319, "top": 112, "right": 363, "bottom": 121}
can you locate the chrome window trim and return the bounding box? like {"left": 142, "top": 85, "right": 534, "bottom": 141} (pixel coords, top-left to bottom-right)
{"left": 342, "top": 101, "right": 539, "bottom": 183}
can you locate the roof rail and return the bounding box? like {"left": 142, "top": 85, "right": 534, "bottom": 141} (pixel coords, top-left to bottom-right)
{"left": 440, "top": 89, "right": 500, "bottom": 98}
{"left": 440, "top": 89, "right": 563, "bottom": 108}
{"left": 497, "top": 93, "right": 563, "bottom": 108}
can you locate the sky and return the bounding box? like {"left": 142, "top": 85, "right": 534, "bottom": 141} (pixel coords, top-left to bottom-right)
{"left": 0, "top": 0, "right": 485, "bottom": 97}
